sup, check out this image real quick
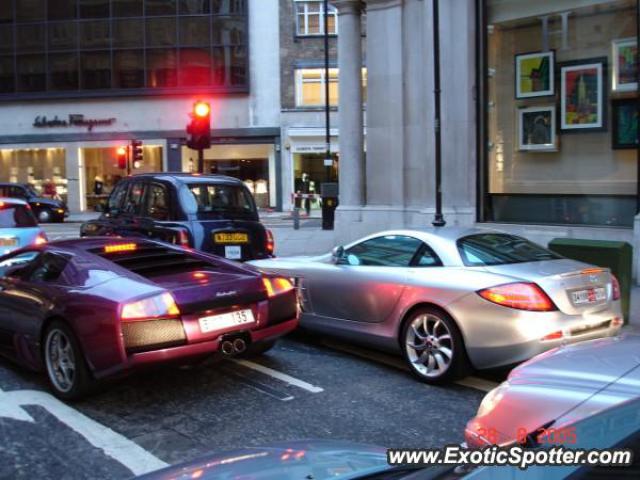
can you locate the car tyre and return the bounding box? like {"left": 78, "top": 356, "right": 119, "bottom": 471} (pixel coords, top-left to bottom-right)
{"left": 37, "top": 208, "right": 52, "bottom": 223}
{"left": 400, "top": 307, "right": 470, "bottom": 384}
{"left": 241, "top": 339, "right": 277, "bottom": 357}
{"left": 44, "top": 321, "right": 93, "bottom": 400}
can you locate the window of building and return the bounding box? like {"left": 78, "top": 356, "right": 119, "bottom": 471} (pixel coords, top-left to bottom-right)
{"left": 0, "top": 1, "right": 249, "bottom": 98}
{"left": 482, "top": 0, "right": 638, "bottom": 227}
{"left": 295, "top": 68, "right": 367, "bottom": 107}
{"left": 295, "top": 0, "right": 337, "bottom": 36}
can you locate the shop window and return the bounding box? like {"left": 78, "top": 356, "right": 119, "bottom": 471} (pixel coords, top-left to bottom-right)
{"left": 113, "top": 19, "right": 144, "bottom": 48}
{"left": 295, "top": 1, "right": 337, "bottom": 36}
{"left": 17, "top": 55, "right": 46, "bottom": 92}
{"left": 0, "top": 3, "right": 13, "bottom": 23}
{"left": 48, "top": 22, "right": 78, "bottom": 51}
{"left": 0, "top": 26, "right": 13, "bottom": 54}
{"left": 49, "top": 53, "right": 79, "bottom": 90}
{"left": 179, "top": 0, "right": 210, "bottom": 15}
{"left": 146, "top": 0, "right": 177, "bottom": 16}
{"left": 0, "top": 149, "right": 67, "bottom": 203}
{"left": 17, "top": 25, "right": 46, "bottom": 53}
{"left": 80, "top": 20, "right": 111, "bottom": 49}
{"left": 0, "top": 56, "right": 14, "bottom": 93}
{"left": 179, "top": 48, "right": 212, "bottom": 86}
{"left": 79, "top": 0, "right": 110, "bottom": 19}
{"left": 212, "top": 16, "right": 246, "bottom": 45}
{"left": 114, "top": 50, "right": 145, "bottom": 88}
{"left": 80, "top": 51, "right": 111, "bottom": 89}
{"left": 180, "top": 16, "right": 210, "bottom": 46}
{"left": 147, "top": 49, "right": 178, "bottom": 88}
{"left": 48, "top": 0, "right": 77, "bottom": 20}
{"left": 212, "top": 0, "right": 245, "bottom": 15}
{"left": 113, "top": 0, "right": 143, "bottom": 17}
{"left": 16, "top": 0, "right": 45, "bottom": 23}
{"left": 147, "top": 17, "right": 177, "bottom": 47}
{"left": 483, "top": 0, "right": 638, "bottom": 227}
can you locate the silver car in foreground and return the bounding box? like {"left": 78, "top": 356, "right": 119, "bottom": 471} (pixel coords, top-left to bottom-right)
{"left": 250, "top": 228, "right": 622, "bottom": 383}
{"left": 465, "top": 332, "right": 640, "bottom": 448}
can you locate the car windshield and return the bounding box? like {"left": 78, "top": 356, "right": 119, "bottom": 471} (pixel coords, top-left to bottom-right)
{"left": 457, "top": 233, "right": 562, "bottom": 266}
{"left": 0, "top": 203, "right": 37, "bottom": 228}
{"left": 187, "top": 183, "right": 256, "bottom": 216}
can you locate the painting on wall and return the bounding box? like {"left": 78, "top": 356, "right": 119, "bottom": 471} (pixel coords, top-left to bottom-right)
{"left": 515, "top": 51, "right": 555, "bottom": 99}
{"left": 560, "top": 58, "right": 607, "bottom": 131}
{"left": 612, "top": 99, "right": 639, "bottom": 149}
{"left": 612, "top": 38, "right": 637, "bottom": 92}
{"left": 518, "top": 106, "right": 557, "bottom": 151}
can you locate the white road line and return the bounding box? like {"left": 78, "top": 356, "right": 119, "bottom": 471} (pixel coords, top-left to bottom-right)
{"left": 455, "top": 377, "right": 500, "bottom": 393}
{"left": 232, "top": 359, "right": 324, "bottom": 393}
{"left": 0, "top": 386, "right": 168, "bottom": 476}
{"left": 321, "top": 341, "right": 500, "bottom": 393}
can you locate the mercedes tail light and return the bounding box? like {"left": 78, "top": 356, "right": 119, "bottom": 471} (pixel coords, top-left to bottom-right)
{"left": 611, "top": 275, "right": 621, "bottom": 301}
{"left": 265, "top": 229, "right": 275, "bottom": 255}
{"left": 263, "top": 277, "right": 294, "bottom": 298}
{"left": 34, "top": 232, "right": 48, "bottom": 245}
{"left": 121, "top": 292, "right": 180, "bottom": 321}
{"left": 478, "top": 282, "right": 557, "bottom": 312}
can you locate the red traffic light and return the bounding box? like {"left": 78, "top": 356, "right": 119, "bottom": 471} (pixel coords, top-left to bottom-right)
{"left": 194, "top": 101, "right": 210, "bottom": 118}
{"left": 116, "top": 146, "right": 128, "bottom": 170}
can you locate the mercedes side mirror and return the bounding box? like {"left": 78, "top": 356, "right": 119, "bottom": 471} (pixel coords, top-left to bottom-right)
{"left": 331, "top": 246, "right": 345, "bottom": 263}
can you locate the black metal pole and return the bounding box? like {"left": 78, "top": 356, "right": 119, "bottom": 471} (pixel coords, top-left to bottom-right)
{"left": 324, "top": 0, "right": 331, "bottom": 183}
{"left": 432, "top": 0, "right": 446, "bottom": 227}
{"left": 197, "top": 148, "right": 204, "bottom": 174}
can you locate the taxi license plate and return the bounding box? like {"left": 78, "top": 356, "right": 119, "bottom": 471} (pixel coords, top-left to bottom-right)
{"left": 214, "top": 232, "right": 249, "bottom": 244}
{"left": 571, "top": 287, "right": 606, "bottom": 305}
{"left": 0, "top": 238, "right": 17, "bottom": 247}
{"left": 199, "top": 309, "right": 255, "bottom": 334}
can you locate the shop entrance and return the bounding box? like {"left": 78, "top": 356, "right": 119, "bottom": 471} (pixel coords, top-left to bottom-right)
{"left": 293, "top": 153, "right": 339, "bottom": 213}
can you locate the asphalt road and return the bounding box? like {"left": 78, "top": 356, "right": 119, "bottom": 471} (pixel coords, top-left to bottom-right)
{"left": 0, "top": 222, "right": 501, "bottom": 479}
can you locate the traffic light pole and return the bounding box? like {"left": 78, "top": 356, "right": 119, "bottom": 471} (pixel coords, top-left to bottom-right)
{"left": 126, "top": 146, "right": 131, "bottom": 176}
{"left": 197, "top": 148, "right": 204, "bottom": 174}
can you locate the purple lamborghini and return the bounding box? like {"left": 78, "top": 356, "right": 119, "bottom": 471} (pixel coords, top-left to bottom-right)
{"left": 0, "top": 238, "right": 298, "bottom": 399}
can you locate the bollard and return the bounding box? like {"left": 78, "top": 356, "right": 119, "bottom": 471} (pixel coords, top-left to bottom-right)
{"left": 293, "top": 207, "right": 300, "bottom": 230}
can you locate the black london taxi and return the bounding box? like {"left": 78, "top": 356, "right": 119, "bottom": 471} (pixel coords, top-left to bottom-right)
{"left": 80, "top": 173, "right": 275, "bottom": 261}
{"left": 0, "top": 183, "right": 69, "bottom": 223}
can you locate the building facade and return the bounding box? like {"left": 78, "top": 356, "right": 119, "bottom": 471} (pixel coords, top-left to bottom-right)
{"left": 279, "top": 0, "right": 366, "bottom": 212}
{"left": 333, "top": 0, "right": 640, "bottom": 279}
{"left": 0, "top": 0, "right": 282, "bottom": 213}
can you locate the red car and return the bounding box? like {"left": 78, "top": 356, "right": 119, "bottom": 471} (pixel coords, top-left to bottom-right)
{"left": 0, "top": 238, "right": 298, "bottom": 399}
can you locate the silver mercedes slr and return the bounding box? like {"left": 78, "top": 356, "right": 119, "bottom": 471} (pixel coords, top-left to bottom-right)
{"left": 249, "top": 228, "right": 623, "bottom": 383}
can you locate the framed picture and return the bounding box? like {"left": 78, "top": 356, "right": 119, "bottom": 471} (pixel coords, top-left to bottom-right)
{"left": 560, "top": 58, "right": 607, "bottom": 131}
{"left": 515, "top": 51, "right": 555, "bottom": 99}
{"left": 612, "top": 99, "right": 639, "bottom": 149}
{"left": 612, "top": 38, "right": 637, "bottom": 92}
{"left": 518, "top": 106, "right": 557, "bottom": 151}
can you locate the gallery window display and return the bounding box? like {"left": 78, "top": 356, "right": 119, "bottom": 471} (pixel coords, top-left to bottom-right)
{"left": 0, "top": 148, "right": 68, "bottom": 202}
{"left": 484, "top": 0, "right": 638, "bottom": 226}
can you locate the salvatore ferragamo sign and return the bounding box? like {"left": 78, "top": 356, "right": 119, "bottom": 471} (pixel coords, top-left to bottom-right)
{"left": 33, "top": 114, "right": 116, "bottom": 132}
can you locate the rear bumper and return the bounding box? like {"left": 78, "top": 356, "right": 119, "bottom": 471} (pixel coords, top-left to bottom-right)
{"left": 448, "top": 294, "right": 623, "bottom": 370}
{"left": 95, "top": 317, "right": 298, "bottom": 378}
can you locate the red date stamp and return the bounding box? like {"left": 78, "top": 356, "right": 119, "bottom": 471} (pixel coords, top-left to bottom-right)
{"left": 476, "top": 426, "right": 577, "bottom": 445}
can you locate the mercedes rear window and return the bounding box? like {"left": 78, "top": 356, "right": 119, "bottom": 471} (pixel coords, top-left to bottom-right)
{"left": 0, "top": 203, "right": 37, "bottom": 228}
{"left": 187, "top": 183, "right": 256, "bottom": 216}
{"left": 457, "top": 233, "right": 562, "bottom": 266}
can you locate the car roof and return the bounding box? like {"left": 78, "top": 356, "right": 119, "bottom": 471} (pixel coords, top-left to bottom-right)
{"left": 127, "top": 172, "right": 244, "bottom": 186}
{"left": 343, "top": 226, "right": 516, "bottom": 267}
{"left": 0, "top": 196, "right": 28, "bottom": 206}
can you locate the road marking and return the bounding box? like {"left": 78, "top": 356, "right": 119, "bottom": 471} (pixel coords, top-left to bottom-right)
{"left": 232, "top": 359, "right": 324, "bottom": 393}
{"left": 221, "top": 368, "right": 295, "bottom": 401}
{"left": 456, "top": 377, "right": 499, "bottom": 393}
{"left": 0, "top": 386, "right": 168, "bottom": 476}
{"left": 321, "top": 340, "right": 500, "bottom": 393}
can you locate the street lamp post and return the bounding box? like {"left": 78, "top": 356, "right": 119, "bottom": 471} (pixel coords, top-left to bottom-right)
{"left": 432, "top": 0, "right": 446, "bottom": 227}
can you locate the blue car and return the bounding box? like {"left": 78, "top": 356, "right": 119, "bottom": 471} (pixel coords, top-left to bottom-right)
{"left": 0, "top": 198, "right": 47, "bottom": 255}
